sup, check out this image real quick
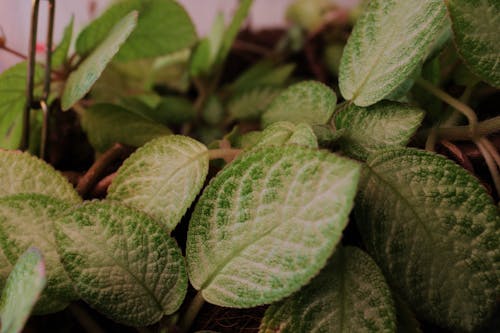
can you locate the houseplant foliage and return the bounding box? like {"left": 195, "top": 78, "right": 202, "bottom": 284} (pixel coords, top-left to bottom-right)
{"left": 0, "top": 0, "right": 498, "bottom": 332}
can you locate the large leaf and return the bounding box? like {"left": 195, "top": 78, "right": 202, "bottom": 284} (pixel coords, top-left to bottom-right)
{"left": 447, "top": 0, "right": 500, "bottom": 87}
{"left": 355, "top": 148, "right": 500, "bottom": 332}
{"left": 81, "top": 103, "right": 171, "bottom": 152}
{"left": 334, "top": 101, "right": 424, "bottom": 160}
{"left": 108, "top": 135, "right": 208, "bottom": 231}
{"left": 260, "top": 246, "right": 396, "bottom": 333}
{"left": 0, "top": 62, "right": 43, "bottom": 149}
{"left": 0, "top": 150, "right": 80, "bottom": 203}
{"left": 61, "top": 11, "right": 138, "bottom": 111}
{"left": 339, "top": 0, "right": 448, "bottom": 106}
{"left": 0, "top": 194, "right": 76, "bottom": 314}
{"left": 262, "top": 81, "right": 336, "bottom": 128}
{"left": 187, "top": 146, "right": 360, "bottom": 307}
{"left": 76, "top": 0, "right": 196, "bottom": 62}
{"left": 253, "top": 121, "right": 318, "bottom": 149}
{"left": 0, "top": 248, "right": 46, "bottom": 333}
{"left": 54, "top": 201, "right": 187, "bottom": 326}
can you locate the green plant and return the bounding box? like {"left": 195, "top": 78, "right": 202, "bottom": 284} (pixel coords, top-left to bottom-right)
{"left": 0, "top": 0, "right": 498, "bottom": 332}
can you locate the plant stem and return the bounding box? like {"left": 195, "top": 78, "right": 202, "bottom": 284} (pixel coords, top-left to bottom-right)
{"left": 417, "top": 78, "right": 478, "bottom": 139}
{"left": 76, "top": 143, "right": 131, "bottom": 198}
{"left": 480, "top": 138, "right": 500, "bottom": 167}
{"left": 208, "top": 148, "right": 243, "bottom": 162}
{"left": 69, "top": 303, "right": 106, "bottom": 333}
{"left": 179, "top": 291, "right": 205, "bottom": 333}
{"left": 434, "top": 116, "right": 500, "bottom": 141}
{"left": 0, "top": 44, "right": 28, "bottom": 59}
{"left": 475, "top": 138, "right": 500, "bottom": 199}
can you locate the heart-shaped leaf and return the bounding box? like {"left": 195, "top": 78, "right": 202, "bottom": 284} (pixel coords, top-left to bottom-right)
{"left": 334, "top": 101, "right": 424, "bottom": 160}
{"left": 262, "top": 81, "right": 337, "bottom": 128}
{"left": 253, "top": 121, "right": 318, "bottom": 149}
{"left": 108, "top": 135, "right": 209, "bottom": 231}
{"left": 447, "top": 0, "right": 500, "bottom": 87}
{"left": 0, "top": 248, "right": 46, "bottom": 333}
{"left": 55, "top": 201, "right": 187, "bottom": 326}
{"left": 0, "top": 150, "right": 80, "bottom": 203}
{"left": 0, "top": 194, "right": 76, "bottom": 314}
{"left": 61, "top": 11, "right": 138, "bottom": 111}
{"left": 339, "top": 0, "right": 448, "bottom": 106}
{"left": 355, "top": 148, "right": 500, "bottom": 332}
{"left": 76, "top": 0, "right": 196, "bottom": 62}
{"left": 260, "top": 246, "right": 396, "bottom": 333}
{"left": 187, "top": 146, "right": 360, "bottom": 307}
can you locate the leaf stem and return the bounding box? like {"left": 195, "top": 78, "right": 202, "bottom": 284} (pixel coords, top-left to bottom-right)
{"left": 417, "top": 78, "right": 478, "bottom": 139}
{"left": 475, "top": 138, "right": 500, "bottom": 199}
{"left": 0, "top": 44, "right": 28, "bottom": 59}
{"left": 208, "top": 148, "right": 243, "bottom": 162}
{"left": 433, "top": 116, "right": 500, "bottom": 141}
{"left": 179, "top": 291, "right": 205, "bottom": 333}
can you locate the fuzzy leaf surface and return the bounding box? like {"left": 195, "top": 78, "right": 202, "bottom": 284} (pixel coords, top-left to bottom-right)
{"left": 356, "top": 148, "right": 500, "bottom": 332}
{"left": 262, "top": 81, "right": 336, "bottom": 127}
{"left": 447, "top": 0, "right": 500, "bottom": 87}
{"left": 108, "top": 135, "right": 208, "bottom": 231}
{"left": 187, "top": 146, "right": 360, "bottom": 307}
{"left": 334, "top": 101, "right": 424, "bottom": 160}
{"left": 54, "top": 201, "right": 187, "bottom": 326}
{"left": 339, "top": 0, "right": 448, "bottom": 106}
{"left": 0, "top": 194, "right": 76, "bottom": 314}
{"left": 0, "top": 150, "right": 80, "bottom": 203}
{"left": 61, "top": 11, "right": 138, "bottom": 110}
{"left": 253, "top": 121, "right": 318, "bottom": 149}
{"left": 0, "top": 248, "right": 46, "bottom": 333}
{"left": 76, "top": 0, "right": 196, "bottom": 61}
{"left": 260, "top": 246, "right": 396, "bottom": 333}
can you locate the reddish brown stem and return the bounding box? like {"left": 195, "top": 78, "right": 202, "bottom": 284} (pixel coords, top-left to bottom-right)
{"left": 90, "top": 172, "right": 117, "bottom": 198}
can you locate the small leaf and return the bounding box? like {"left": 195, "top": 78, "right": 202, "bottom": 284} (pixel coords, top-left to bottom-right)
{"left": 262, "top": 81, "right": 337, "bottom": 127}
{"left": 228, "top": 87, "right": 282, "bottom": 121}
{"left": 0, "top": 194, "right": 76, "bottom": 314}
{"left": 55, "top": 201, "right": 187, "bottom": 326}
{"left": 447, "top": 0, "right": 500, "bottom": 87}
{"left": 260, "top": 246, "right": 396, "bottom": 333}
{"left": 155, "top": 96, "right": 196, "bottom": 125}
{"left": 339, "top": 0, "right": 448, "bottom": 106}
{"left": 76, "top": 0, "right": 197, "bottom": 62}
{"left": 108, "top": 135, "right": 209, "bottom": 231}
{"left": 253, "top": 121, "right": 318, "bottom": 149}
{"left": 52, "top": 17, "right": 74, "bottom": 68}
{"left": 230, "top": 61, "right": 296, "bottom": 93}
{"left": 61, "top": 11, "right": 138, "bottom": 111}
{"left": 334, "top": 101, "right": 424, "bottom": 160}
{"left": 0, "top": 150, "right": 80, "bottom": 203}
{"left": 81, "top": 103, "right": 171, "bottom": 153}
{"left": 0, "top": 248, "right": 46, "bottom": 333}
{"left": 187, "top": 146, "right": 360, "bottom": 307}
{"left": 356, "top": 148, "right": 500, "bottom": 332}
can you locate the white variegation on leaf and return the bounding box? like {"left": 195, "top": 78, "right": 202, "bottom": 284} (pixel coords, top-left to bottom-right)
{"left": 253, "top": 121, "right": 318, "bottom": 149}
{"left": 447, "top": 0, "right": 500, "bottom": 87}
{"left": 0, "top": 150, "right": 80, "bottom": 203}
{"left": 187, "top": 146, "right": 360, "bottom": 307}
{"left": 108, "top": 135, "right": 209, "bottom": 231}
{"left": 261, "top": 81, "right": 337, "bottom": 128}
{"left": 260, "top": 246, "right": 396, "bottom": 333}
{"left": 339, "top": 0, "right": 448, "bottom": 106}
{"left": 0, "top": 194, "right": 76, "bottom": 314}
{"left": 0, "top": 248, "right": 46, "bottom": 333}
{"left": 334, "top": 101, "right": 424, "bottom": 160}
{"left": 355, "top": 148, "right": 500, "bottom": 332}
{"left": 54, "top": 201, "right": 187, "bottom": 326}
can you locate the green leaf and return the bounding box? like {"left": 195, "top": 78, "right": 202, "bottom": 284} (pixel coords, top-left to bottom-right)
{"left": 155, "top": 96, "right": 196, "bottom": 125}
{"left": 355, "top": 148, "right": 500, "bottom": 332}
{"left": 230, "top": 61, "right": 296, "bottom": 93}
{"left": 187, "top": 146, "right": 360, "bottom": 307}
{"left": 0, "top": 194, "right": 76, "bottom": 314}
{"left": 0, "top": 250, "right": 12, "bottom": 290}
{"left": 0, "top": 150, "right": 80, "bottom": 203}
{"left": 54, "top": 201, "right": 187, "bottom": 326}
{"left": 262, "top": 81, "right": 337, "bottom": 128}
{"left": 0, "top": 62, "right": 43, "bottom": 149}
{"left": 253, "top": 121, "right": 317, "bottom": 149}
{"left": 81, "top": 103, "right": 171, "bottom": 153}
{"left": 61, "top": 11, "right": 138, "bottom": 111}
{"left": 260, "top": 246, "right": 396, "bottom": 333}
{"left": 447, "top": 0, "right": 500, "bottom": 87}
{"left": 228, "top": 87, "right": 282, "bottom": 121}
{"left": 334, "top": 101, "right": 424, "bottom": 160}
{"left": 52, "top": 17, "right": 74, "bottom": 68}
{"left": 339, "top": 0, "right": 448, "bottom": 106}
{"left": 76, "top": 0, "right": 197, "bottom": 62}
{"left": 108, "top": 135, "right": 209, "bottom": 231}
{"left": 0, "top": 248, "right": 46, "bottom": 333}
